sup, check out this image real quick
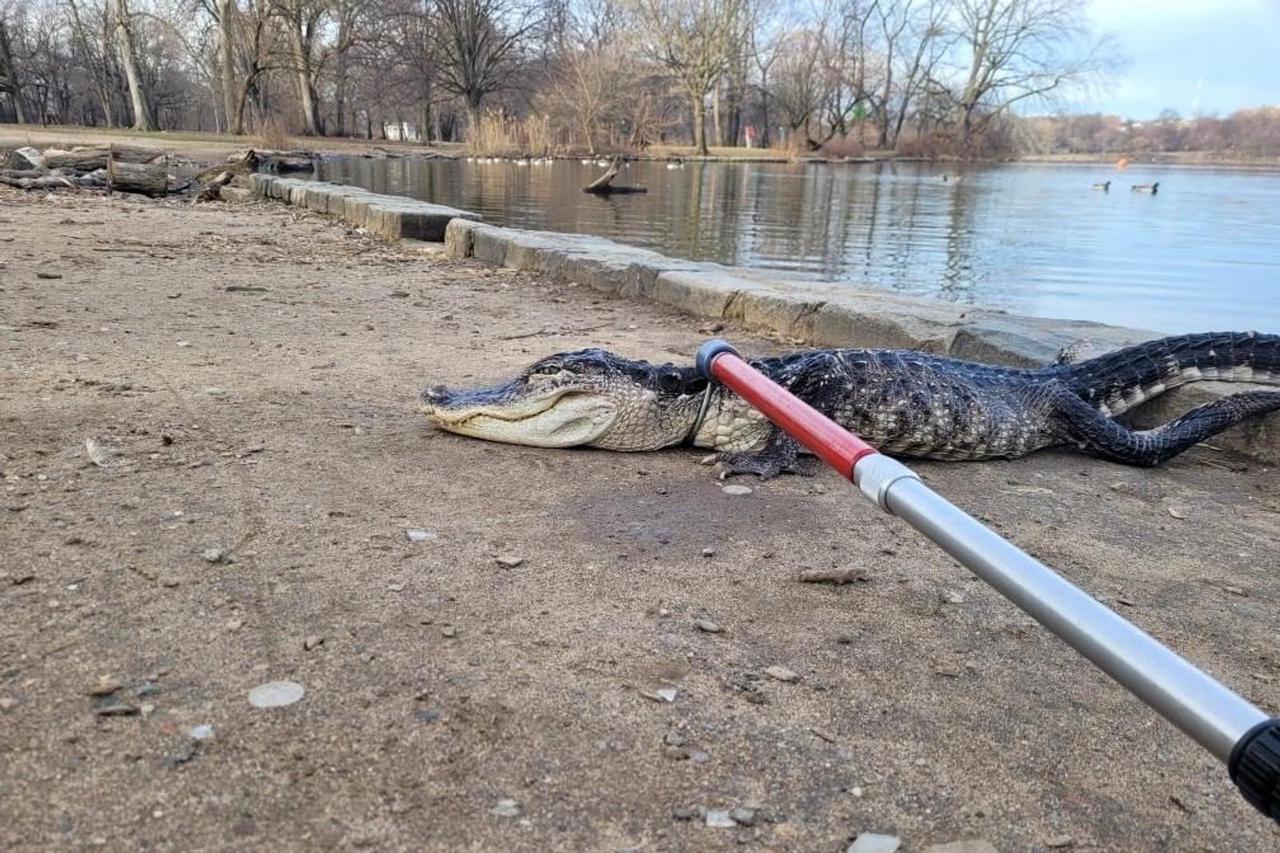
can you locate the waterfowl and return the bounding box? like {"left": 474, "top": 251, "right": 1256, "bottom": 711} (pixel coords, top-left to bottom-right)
{"left": 1092, "top": 181, "right": 1110, "bottom": 191}
{"left": 1131, "top": 182, "right": 1159, "bottom": 194}
{"left": 665, "top": 159, "right": 684, "bottom": 170}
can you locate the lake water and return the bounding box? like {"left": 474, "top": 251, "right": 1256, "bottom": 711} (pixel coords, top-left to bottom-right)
{"left": 316, "top": 157, "right": 1280, "bottom": 334}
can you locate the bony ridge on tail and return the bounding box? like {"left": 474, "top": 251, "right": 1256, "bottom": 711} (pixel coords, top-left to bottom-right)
{"left": 419, "top": 332, "right": 1280, "bottom": 478}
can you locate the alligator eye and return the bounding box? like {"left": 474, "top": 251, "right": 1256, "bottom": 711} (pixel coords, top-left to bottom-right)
{"left": 530, "top": 364, "right": 562, "bottom": 376}
{"left": 657, "top": 371, "right": 684, "bottom": 393}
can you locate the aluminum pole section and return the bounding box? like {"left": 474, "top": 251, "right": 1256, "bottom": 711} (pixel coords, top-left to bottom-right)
{"left": 696, "top": 339, "right": 1280, "bottom": 822}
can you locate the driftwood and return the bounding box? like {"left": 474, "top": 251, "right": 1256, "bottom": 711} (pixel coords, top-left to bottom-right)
{"left": 107, "top": 158, "right": 172, "bottom": 197}
{"left": 2, "top": 147, "right": 42, "bottom": 170}
{"left": 44, "top": 145, "right": 165, "bottom": 172}
{"left": 194, "top": 170, "right": 234, "bottom": 203}
{"left": 0, "top": 172, "right": 77, "bottom": 190}
{"left": 199, "top": 149, "right": 258, "bottom": 183}
{"left": 582, "top": 158, "right": 647, "bottom": 195}
{"left": 269, "top": 155, "right": 315, "bottom": 173}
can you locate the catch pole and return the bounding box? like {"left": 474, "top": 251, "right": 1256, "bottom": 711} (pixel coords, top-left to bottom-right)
{"left": 696, "top": 339, "right": 1280, "bottom": 823}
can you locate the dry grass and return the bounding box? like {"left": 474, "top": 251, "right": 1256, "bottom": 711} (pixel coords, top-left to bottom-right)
{"left": 467, "top": 112, "right": 557, "bottom": 157}
{"left": 254, "top": 117, "right": 294, "bottom": 152}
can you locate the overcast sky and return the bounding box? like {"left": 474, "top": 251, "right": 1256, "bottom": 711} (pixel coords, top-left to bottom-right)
{"left": 1078, "top": 0, "right": 1280, "bottom": 118}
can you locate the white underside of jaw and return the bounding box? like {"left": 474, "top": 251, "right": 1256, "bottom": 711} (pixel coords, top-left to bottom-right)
{"left": 428, "top": 394, "right": 619, "bottom": 448}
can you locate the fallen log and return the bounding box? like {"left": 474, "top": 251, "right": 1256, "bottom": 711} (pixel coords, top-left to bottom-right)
{"left": 2, "top": 146, "right": 43, "bottom": 170}
{"left": 45, "top": 145, "right": 165, "bottom": 172}
{"left": 194, "top": 170, "right": 234, "bottom": 203}
{"left": 107, "top": 158, "right": 170, "bottom": 197}
{"left": 200, "top": 149, "right": 258, "bottom": 183}
{"left": 582, "top": 157, "right": 647, "bottom": 195}
{"left": 0, "top": 173, "right": 77, "bottom": 190}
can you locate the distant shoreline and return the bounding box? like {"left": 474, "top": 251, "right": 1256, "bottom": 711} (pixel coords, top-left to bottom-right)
{"left": 2, "top": 123, "right": 1278, "bottom": 172}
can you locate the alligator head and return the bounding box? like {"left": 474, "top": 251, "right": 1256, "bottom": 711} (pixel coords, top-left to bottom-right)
{"left": 419, "top": 349, "right": 710, "bottom": 450}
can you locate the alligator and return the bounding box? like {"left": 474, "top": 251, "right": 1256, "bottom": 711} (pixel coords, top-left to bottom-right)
{"left": 419, "top": 332, "right": 1280, "bottom": 476}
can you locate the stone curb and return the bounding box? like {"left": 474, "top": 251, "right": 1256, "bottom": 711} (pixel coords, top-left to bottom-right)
{"left": 249, "top": 176, "right": 1275, "bottom": 462}
{"left": 249, "top": 173, "right": 481, "bottom": 241}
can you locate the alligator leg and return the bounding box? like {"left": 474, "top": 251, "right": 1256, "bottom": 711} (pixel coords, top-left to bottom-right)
{"left": 1050, "top": 385, "right": 1280, "bottom": 466}
{"left": 712, "top": 430, "right": 808, "bottom": 479}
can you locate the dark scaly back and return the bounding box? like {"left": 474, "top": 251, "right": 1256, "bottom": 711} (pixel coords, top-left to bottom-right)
{"left": 1062, "top": 332, "right": 1280, "bottom": 416}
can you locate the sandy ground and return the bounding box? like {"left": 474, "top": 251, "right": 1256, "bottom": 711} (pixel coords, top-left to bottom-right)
{"left": 1, "top": 188, "right": 1279, "bottom": 852}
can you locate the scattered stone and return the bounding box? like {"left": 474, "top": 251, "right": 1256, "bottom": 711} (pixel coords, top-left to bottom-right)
{"left": 36, "top": 271, "right": 63, "bottom": 280}
{"left": 664, "top": 731, "right": 687, "bottom": 747}
{"left": 415, "top": 708, "right": 441, "bottom": 723}
{"left": 1167, "top": 506, "right": 1186, "bottom": 520}
{"left": 847, "top": 833, "right": 902, "bottom": 853}
{"left": 672, "top": 806, "right": 696, "bottom": 821}
{"left": 386, "top": 582, "right": 405, "bottom": 592}
{"left": 701, "top": 548, "right": 715, "bottom": 557}
{"left": 247, "top": 680, "right": 305, "bottom": 708}
{"left": 160, "top": 575, "right": 181, "bottom": 588}
{"left": 810, "top": 727, "right": 837, "bottom": 743}
{"left": 303, "top": 635, "right": 325, "bottom": 651}
{"left": 939, "top": 588, "right": 966, "bottom": 604}
{"left": 1045, "top": 836, "right": 1074, "bottom": 849}
{"left": 200, "top": 547, "right": 228, "bottom": 564}
{"left": 140, "top": 702, "right": 156, "bottom": 717}
{"left": 441, "top": 625, "right": 457, "bottom": 638}
{"left": 492, "top": 798, "right": 519, "bottom": 818}
{"left": 0, "top": 697, "right": 17, "bottom": 711}
{"left": 495, "top": 555, "right": 524, "bottom": 569}
{"left": 851, "top": 786, "right": 864, "bottom": 798}
{"left": 729, "top": 808, "right": 756, "bottom": 826}
{"left": 721, "top": 484, "right": 752, "bottom": 496}
{"left": 134, "top": 681, "right": 161, "bottom": 698}
{"left": 640, "top": 687, "right": 678, "bottom": 703}
{"left": 694, "top": 619, "right": 722, "bottom": 634}
{"left": 799, "top": 568, "right": 866, "bottom": 585}
{"left": 705, "top": 809, "right": 736, "bottom": 828}
{"left": 764, "top": 666, "right": 799, "bottom": 683}
{"left": 93, "top": 697, "right": 138, "bottom": 716}
{"left": 165, "top": 740, "right": 199, "bottom": 769}
{"left": 189, "top": 724, "right": 215, "bottom": 741}
{"left": 405, "top": 528, "right": 436, "bottom": 542}
{"left": 225, "top": 618, "right": 244, "bottom": 631}
{"left": 88, "top": 676, "right": 122, "bottom": 696}
{"left": 176, "top": 340, "right": 191, "bottom": 348}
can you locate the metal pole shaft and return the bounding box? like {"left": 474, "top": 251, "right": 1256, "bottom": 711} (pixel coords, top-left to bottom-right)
{"left": 881, "top": 475, "right": 1267, "bottom": 762}
{"left": 696, "top": 340, "right": 1280, "bottom": 821}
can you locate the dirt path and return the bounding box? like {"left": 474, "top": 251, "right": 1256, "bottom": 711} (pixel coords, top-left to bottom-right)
{"left": 1, "top": 189, "right": 1278, "bottom": 851}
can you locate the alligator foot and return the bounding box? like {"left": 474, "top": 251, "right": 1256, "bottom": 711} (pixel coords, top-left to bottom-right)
{"left": 708, "top": 434, "right": 810, "bottom": 480}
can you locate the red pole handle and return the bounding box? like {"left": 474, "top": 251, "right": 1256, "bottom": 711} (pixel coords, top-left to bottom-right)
{"left": 696, "top": 340, "right": 879, "bottom": 480}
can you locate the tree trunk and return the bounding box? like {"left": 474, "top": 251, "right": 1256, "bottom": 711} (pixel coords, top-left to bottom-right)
{"left": 114, "top": 0, "right": 156, "bottom": 131}
{"left": 692, "top": 94, "right": 708, "bottom": 156}
{"left": 286, "top": 15, "right": 321, "bottom": 136}
{"left": 108, "top": 158, "right": 170, "bottom": 195}
{"left": 0, "top": 20, "right": 29, "bottom": 124}
{"left": 45, "top": 145, "right": 164, "bottom": 170}
{"left": 217, "top": 0, "right": 238, "bottom": 136}
{"left": 712, "top": 84, "right": 722, "bottom": 147}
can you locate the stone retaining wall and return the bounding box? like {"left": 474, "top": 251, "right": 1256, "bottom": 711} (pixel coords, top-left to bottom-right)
{"left": 250, "top": 174, "right": 480, "bottom": 241}
{"left": 250, "top": 174, "right": 1277, "bottom": 462}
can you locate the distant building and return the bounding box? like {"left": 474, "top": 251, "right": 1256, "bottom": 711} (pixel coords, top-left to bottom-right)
{"left": 383, "top": 122, "right": 421, "bottom": 142}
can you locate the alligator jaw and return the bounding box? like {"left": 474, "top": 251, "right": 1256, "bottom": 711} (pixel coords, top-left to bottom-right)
{"left": 419, "top": 385, "right": 620, "bottom": 447}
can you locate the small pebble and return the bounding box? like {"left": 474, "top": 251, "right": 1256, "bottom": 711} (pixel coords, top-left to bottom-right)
{"left": 303, "top": 635, "right": 325, "bottom": 651}
{"left": 721, "top": 484, "right": 752, "bottom": 496}
{"left": 441, "top": 626, "right": 457, "bottom": 638}
{"left": 405, "top": 528, "right": 437, "bottom": 542}
{"left": 495, "top": 555, "right": 524, "bottom": 568}
{"left": 1045, "top": 836, "right": 1074, "bottom": 849}
{"left": 88, "top": 676, "right": 122, "bottom": 696}
{"left": 705, "top": 809, "right": 735, "bottom": 828}
{"left": 93, "top": 698, "right": 138, "bottom": 716}
{"left": 671, "top": 806, "right": 696, "bottom": 821}
{"left": 247, "top": 680, "right": 305, "bottom": 708}
{"left": 225, "top": 618, "right": 244, "bottom": 631}
{"left": 847, "top": 833, "right": 901, "bottom": 853}
{"left": 386, "top": 582, "right": 405, "bottom": 592}
{"left": 764, "top": 665, "right": 799, "bottom": 683}
{"left": 0, "top": 697, "right": 17, "bottom": 711}
{"left": 694, "top": 619, "right": 722, "bottom": 634}
{"left": 729, "top": 808, "right": 755, "bottom": 826}
{"left": 701, "top": 548, "right": 715, "bottom": 558}
{"left": 492, "top": 798, "right": 519, "bottom": 818}
{"left": 189, "top": 724, "right": 215, "bottom": 741}
{"left": 640, "top": 687, "right": 678, "bottom": 703}
{"left": 200, "top": 548, "right": 227, "bottom": 563}
{"left": 664, "top": 731, "right": 687, "bottom": 747}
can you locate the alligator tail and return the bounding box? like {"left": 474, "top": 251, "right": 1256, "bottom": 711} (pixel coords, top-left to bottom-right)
{"left": 1063, "top": 331, "right": 1280, "bottom": 416}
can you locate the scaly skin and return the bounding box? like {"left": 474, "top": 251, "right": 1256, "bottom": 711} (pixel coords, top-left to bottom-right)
{"left": 419, "top": 332, "right": 1280, "bottom": 475}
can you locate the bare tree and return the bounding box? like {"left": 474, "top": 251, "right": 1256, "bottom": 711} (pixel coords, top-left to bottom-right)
{"left": 431, "top": 0, "right": 539, "bottom": 133}
{"left": 630, "top": 0, "right": 744, "bottom": 155}
{"left": 114, "top": 0, "right": 158, "bottom": 129}
{"left": 945, "top": 0, "right": 1114, "bottom": 146}
{"left": 0, "top": 6, "right": 28, "bottom": 123}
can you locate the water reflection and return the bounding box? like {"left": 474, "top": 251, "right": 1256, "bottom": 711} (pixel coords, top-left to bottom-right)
{"left": 316, "top": 157, "right": 1280, "bottom": 334}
